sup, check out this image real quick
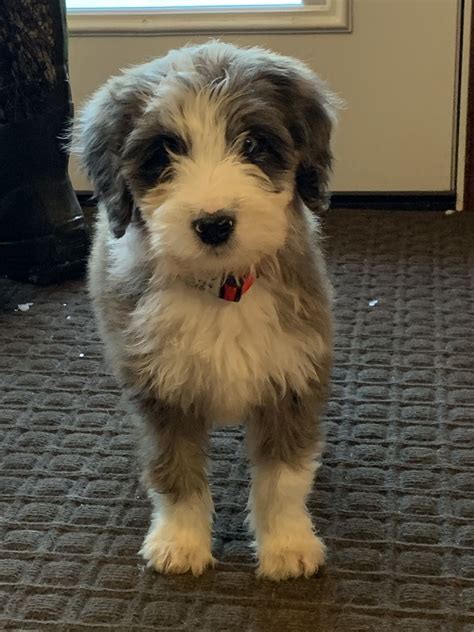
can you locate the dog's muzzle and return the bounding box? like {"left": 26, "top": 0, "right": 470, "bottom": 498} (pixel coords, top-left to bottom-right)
{"left": 192, "top": 212, "right": 235, "bottom": 246}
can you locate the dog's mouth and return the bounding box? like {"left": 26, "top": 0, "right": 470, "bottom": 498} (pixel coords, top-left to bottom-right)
{"left": 206, "top": 242, "right": 236, "bottom": 260}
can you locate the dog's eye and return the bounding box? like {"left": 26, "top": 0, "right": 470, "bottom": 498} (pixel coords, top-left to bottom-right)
{"left": 138, "top": 133, "right": 187, "bottom": 187}
{"left": 243, "top": 136, "right": 261, "bottom": 157}
{"left": 162, "top": 134, "right": 186, "bottom": 156}
{"left": 239, "top": 128, "right": 291, "bottom": 177}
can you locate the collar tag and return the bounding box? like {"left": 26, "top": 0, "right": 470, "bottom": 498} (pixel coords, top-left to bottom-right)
{"left": 219, "top": 273, "right": 255, "bottom": 302}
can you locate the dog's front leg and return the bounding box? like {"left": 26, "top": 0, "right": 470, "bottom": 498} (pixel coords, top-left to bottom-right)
{"left": 135, "top": 397, "right": 214, "bottom": 576}
{"left": 247, "top": 390, "right": 326, "bottom": 580}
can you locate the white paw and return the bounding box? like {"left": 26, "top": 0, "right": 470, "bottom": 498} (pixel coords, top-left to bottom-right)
{"left": 256, "top": 530, "right": 326, "bottom": 581}
{"left": 140, "top": 523, "right": 214, "bottom": 577}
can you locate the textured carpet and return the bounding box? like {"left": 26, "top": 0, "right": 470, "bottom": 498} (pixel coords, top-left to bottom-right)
{"left": 1, "top": 209, "right": 473, "bottom": 632}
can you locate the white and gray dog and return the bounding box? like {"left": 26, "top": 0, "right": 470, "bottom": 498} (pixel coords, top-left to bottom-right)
{"left": 76, "top": 41, "right": 338, "bottom": 581}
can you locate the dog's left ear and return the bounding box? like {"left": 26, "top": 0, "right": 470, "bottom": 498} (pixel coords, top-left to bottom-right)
{"left": 263, "top": 63, "right": 340, "bottom": 215}
{"left": 290, "top": 68, "right": 340, "bottom": 215}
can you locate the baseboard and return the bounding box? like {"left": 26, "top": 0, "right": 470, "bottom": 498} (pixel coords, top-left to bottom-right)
{"left": 76, "top": 191, "right": 456, "bottom": 211}
{"left": 329, "top": 192, "right": 456, "bottom": 210}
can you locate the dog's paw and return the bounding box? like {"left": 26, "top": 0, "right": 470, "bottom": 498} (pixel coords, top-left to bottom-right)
{"left": 140, "top": 524, "right": 214, "bottom": 576}
{"left": 140, "top": 534, "right": 214, "bottom": 576}
{"left": 256, "top": 531, "right": 326, "bottom": 581}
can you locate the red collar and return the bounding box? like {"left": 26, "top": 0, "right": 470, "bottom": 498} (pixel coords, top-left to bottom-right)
{"left": 187, "top": 271, "right": 256, "bottom": 302}
{"left": 218, "top": 273, "right": 256, "bottom": 302}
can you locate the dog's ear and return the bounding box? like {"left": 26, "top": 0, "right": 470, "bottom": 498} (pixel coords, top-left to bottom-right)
{"left": 74, "top": 76, "right": 151, "bottom": 238}
{"left": 293, "top": 87, "right": 336, "bottom": 215}
{"left": 261, "top": 63, "right": 340, "bottom": 215}
{"left": 290, "top": 68, "right": 340, "bottom": 215}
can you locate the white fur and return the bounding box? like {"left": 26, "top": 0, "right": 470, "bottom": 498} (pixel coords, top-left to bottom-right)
{"left": 248, "top": 459, "right": 326, "bottom": 580}
{"left": 125, "top": 276, "right": 325, "bottom": 422}
{"left": 140, "top": 490, "right": 214, "bottom": 576}
{"left": 108, "top": 220, "right": 146, "bottom": 280}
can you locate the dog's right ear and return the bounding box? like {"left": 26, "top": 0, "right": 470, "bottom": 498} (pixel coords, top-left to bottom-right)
{"left": 74, "top": 77, "right": 151, "bottom": 238}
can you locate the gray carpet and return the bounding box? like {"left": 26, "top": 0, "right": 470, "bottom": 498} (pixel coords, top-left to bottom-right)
{"left": 1, "top": 209, "right": 473, "bottom": 631}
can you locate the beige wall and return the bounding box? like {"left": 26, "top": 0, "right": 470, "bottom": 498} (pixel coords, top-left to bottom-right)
{"left": 69, "top": 0, "right": 460, "bottom": 193}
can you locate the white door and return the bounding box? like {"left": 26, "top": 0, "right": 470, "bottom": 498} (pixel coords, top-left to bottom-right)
{"left": 68, "top": 0, "right": 461, "bottom": 194}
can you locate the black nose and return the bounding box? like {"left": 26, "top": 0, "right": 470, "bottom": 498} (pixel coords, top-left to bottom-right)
{"left": 192, "top": 212, "right": 235, "bottom": 246}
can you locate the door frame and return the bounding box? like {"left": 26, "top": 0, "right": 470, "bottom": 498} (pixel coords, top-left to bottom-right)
{"left": 459, "top": 0, "right": 474, "bottom": 209}
{"left": 463, "top": 0, "right": 474, "bottom": 209}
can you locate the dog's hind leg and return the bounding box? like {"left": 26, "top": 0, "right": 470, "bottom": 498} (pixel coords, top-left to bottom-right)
{"left": 134, "top": 396, "right": 214, "bottom": 576}
{"left": 246, "top": 388, "right": 326, "bottom": 580}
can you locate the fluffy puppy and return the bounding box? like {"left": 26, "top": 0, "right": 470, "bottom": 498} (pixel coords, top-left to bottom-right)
{"left": 76, "top": 41, "right": 337, "bottom": 581}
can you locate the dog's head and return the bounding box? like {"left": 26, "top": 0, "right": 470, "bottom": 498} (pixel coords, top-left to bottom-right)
{"left": 77, "top": 42, "right": 338, "bottom": 275}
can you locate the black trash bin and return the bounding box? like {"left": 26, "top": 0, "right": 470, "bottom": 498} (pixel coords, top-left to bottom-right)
{"left": 0, "top": 0, "right": 89, "bottom": 285}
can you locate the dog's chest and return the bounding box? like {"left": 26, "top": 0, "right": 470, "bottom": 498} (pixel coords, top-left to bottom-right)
{"left": 131, "top": 282, "right": 323, "bottom": 420}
